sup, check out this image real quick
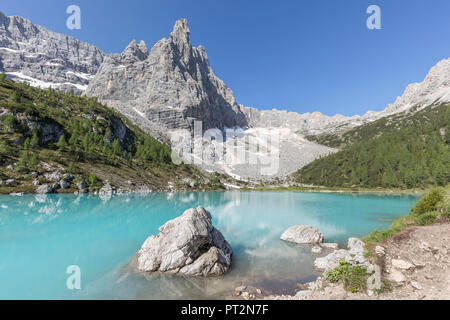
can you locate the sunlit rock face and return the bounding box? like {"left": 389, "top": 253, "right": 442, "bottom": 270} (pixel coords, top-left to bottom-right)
{"left": 0, "top": 11, "right": 105, "bottom": 93}
{"left": 86, "top": 19, "right": 248, "bottom": 141}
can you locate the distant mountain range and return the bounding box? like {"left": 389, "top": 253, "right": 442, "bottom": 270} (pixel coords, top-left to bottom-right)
{"left": 1, "top": 10, "right": 449, "bottom": 180}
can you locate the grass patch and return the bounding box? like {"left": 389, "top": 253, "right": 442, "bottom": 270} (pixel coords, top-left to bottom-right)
{"left": 326, "top": 259, "right": 369, "bottom": 293}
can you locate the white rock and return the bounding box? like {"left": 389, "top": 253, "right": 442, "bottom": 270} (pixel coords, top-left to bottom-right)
{"left": 44, "top": 172, "right": 61, "bottom": 182}
{"left": 135, "top": 206, "right": 233, "bottom": 277}
{"left": 375, "top": 246, "right": 386, "bottom": 257}
{"left": 419, "top": 242, "right": 432, "bottom": 252}
{"left": 36, "top": 184, "right": 53, "bottom": 194}
{"left": 320, "top": 243, "right": 339, "bottom": 250}
{"left": 295, "top": 290, "right": 313, "bottom": 299}
{"left": 387, "top": 269, "right": 406, "bottom": 283}
{"left": 314, "top": 249, "right": 351, "bottom": 271}
{"left": 311, "top": 246, "right": 323, "bottom": 254}
{"left": 280, "top": 225, "right": 324, "bottom": 244}
{"left": 411, "top": 281, "right": 422, "bottom": 290}
{"left": 392, "top": 259, "right": 415, "bottom": 270}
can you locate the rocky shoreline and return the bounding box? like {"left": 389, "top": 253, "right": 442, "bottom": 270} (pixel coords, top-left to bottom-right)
{"left": 231, "top": 222, "right": 450, "bottom": 300}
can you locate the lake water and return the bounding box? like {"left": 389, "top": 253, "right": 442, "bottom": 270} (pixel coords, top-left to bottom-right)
{"left": 0, "top": 191, "right": 419, "bottom": 300}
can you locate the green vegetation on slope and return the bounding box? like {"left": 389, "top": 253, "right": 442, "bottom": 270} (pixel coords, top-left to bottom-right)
{"left": 0, "top": 76, "right": 227, "bottom": 193}
{"left": 295, "top": 104, "right": 450, "bottom": 189}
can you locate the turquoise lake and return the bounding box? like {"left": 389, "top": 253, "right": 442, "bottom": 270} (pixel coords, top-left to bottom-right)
{"left": 0, "top": 191, "right": 419, "bottom": 300}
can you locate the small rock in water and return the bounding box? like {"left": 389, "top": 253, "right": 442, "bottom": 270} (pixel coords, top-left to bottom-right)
{"left": 280, "top": 225, "right": 324, "bottom": 244}
{"left": 311, "top": 246, "right": 323, "bottom": 254}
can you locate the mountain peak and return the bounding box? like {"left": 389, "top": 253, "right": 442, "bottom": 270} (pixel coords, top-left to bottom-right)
{"left": 122, "top": 39, "right": 149, "bottom": 61}
{"left": 170, "top": 19, "right": 190, "bottom": 46}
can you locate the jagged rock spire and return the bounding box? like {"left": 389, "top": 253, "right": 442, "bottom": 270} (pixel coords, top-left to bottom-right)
{"left": 170, "top": 19, "right": 190, "bottom": 45}
{"left": 122, "top": 39, "right": 149, "bottom": 62}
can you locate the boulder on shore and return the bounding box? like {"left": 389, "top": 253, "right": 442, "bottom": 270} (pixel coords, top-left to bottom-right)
{"left": 36, "top": 184, "right": 53, "bottom": 194}
{"left": 314, "top": 237, "right": 367, "bottom": 272}
{"left": 135, "top": 206, "right": 233, "bottom": 277}
{"left": 280, "top": 225, "right": 324, "bottom": 244}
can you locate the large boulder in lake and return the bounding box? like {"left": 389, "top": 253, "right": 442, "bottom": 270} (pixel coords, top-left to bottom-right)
{"left": 280, "top": 225, "right": 324, "bottom": 244}
{"left": 135, "top": 206, "right": 233, "bottom": 277}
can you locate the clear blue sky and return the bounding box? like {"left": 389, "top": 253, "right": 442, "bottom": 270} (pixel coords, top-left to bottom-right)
{"left": 2, "top": 0, "right": 450, "bottom": 116}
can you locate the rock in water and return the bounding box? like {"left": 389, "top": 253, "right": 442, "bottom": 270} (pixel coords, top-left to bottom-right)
{"left": 280, "top": 225, "right": 324, "bottom": 244}
{"left": 135, "top": 206, "right": 232, "bottom": 276}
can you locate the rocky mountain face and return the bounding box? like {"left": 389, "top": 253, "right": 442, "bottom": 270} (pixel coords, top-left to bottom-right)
{"left": 86, "top": 19, "right": 248, "bottom": 138}
{"left": 0, "top": 11, "right": 105, "bottom": 93}
{"left": 380, "top": 58, "right": 450, "bottom": 115}
{"left": 242, "top": 107, "right": 360, "bottom": 135}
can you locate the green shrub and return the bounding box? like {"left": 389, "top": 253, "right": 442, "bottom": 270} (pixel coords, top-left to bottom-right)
{"left": 87, "top": 173, "right": 99, "bottom": 187}
{"left": 412, "top": 188, "right": 444, "bottom": 215}
{"left": 376, "top": 280, "right": 394, "bottom": 294}
{"left": 415, "top": 211, "right": 438, "bottom": 226}
{"left": 3, "top": 114, "right": 16, "bottom": 130}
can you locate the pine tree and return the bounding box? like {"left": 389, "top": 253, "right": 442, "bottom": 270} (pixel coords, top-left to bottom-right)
{"left": 56, "top": 135, "right": 67, "bottom": 151}
{"left": 30, "top": 132, "right": 39, "bottom": 148}
{"left": 23, "top": 138, "right": 31, "bottom": 150}
{"left": 112, "top": 139, "right": 122, "bottom": 157}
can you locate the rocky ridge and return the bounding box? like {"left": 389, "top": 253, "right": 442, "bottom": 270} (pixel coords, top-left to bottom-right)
{"left": 0, "top": 11, "right": 105, "bottom": 94}
{"left": 86, "top": 19, "right": 248, "bottom": 138}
